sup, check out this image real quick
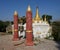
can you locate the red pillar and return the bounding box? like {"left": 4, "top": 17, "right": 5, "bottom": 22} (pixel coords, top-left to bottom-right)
{"left": 26, "top": 5, "right": 34, "bottom": 46}
{"left": 13, "top": 11, "right": 19, "bottom": 41}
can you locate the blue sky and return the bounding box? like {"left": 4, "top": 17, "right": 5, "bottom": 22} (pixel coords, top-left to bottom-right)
{"left": 0, "top": 0, "right": 60, "bottom": 21}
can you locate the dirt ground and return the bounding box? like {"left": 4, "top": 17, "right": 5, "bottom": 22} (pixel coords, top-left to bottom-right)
{"left": 0, "top": 33, "right": 60, "bottom": 50}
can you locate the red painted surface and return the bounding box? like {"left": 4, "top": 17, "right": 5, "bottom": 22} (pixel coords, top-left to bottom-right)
{"left": 13, "top": 15, "right": 19, "bottom": 41}
{"left": 26, "top": 11, "right": 34, "bottom": 46}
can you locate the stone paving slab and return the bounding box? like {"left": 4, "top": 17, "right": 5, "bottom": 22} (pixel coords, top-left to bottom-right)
{"left": 0, "top": 35, "right": 60, "bottom": 50}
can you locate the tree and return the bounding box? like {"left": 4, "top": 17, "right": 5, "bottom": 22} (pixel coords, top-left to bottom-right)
{"left": 0, "top": 20, "right": 10, "bottom": 32}
{"left": 18, "top": 16, "right": 26, "bottom": 24}
{"left": 22, "top": 16, "right": 26, "bottom": 24}
{"left": 42, "top": 15, "right": 52, "bottom": 24}
{"left": 52, "top": 21, "right": 60, "bottom": 41}
{"left": 0, "top": 20, "right": 4, "bottom": 32}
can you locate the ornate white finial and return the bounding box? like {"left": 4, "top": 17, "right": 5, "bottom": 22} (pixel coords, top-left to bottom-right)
{"left": 45, "top": 15, "right": 46, "bottom": 21}
{"left": 27, "top": 5, "right": 31, "bottom": 11}
{"left": 14, "top": 11, "right": 18, "bottom": 15}
{"left": 44, "top": 15, "right": 48, "bottom": 24}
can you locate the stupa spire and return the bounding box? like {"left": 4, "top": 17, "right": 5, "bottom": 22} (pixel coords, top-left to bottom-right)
{"left": 44, "top": 15, "right": 47, "bottom": 21}
{"left": 44, "top": 15, "right": 48, "bottom": 24}
{"left": 34, "top": 7, "right": 40, "bottom": 21}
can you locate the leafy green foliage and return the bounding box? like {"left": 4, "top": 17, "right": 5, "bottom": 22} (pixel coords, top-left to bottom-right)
{"left": 42, "top": 15, "right": 52, "bottom": 24}
{"left": 0, "top": 20, "right": 10, "bottom": 32}
{"left": 18, "top": 16, "right": 26, "bottom": 24}
{"left": 52, "top": 21, "right": 60, "bottom": 41}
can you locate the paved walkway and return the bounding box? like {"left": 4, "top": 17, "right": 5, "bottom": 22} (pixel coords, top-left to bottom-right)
{"left": 0, "top": 35, "right": 60, "bottom": 50}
